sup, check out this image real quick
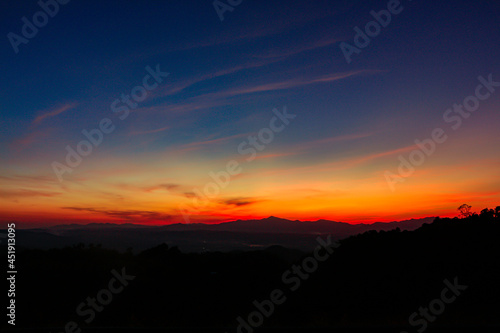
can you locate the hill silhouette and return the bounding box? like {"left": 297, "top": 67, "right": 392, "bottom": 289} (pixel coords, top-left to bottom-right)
{"left": 1, "top": 208, "right": 499, "bottom": 332}
{"left": 12, "top": 216, "right": 435, "bottom": 253}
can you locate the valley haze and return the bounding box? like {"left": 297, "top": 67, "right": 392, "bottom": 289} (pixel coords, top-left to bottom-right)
{"left": 4, "top": 216, "right": 435, "bottom": 252}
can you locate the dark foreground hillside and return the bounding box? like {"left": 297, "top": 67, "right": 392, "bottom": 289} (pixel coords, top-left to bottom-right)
{"left": 2, "top": 212, "right": 500, "bottom": 333}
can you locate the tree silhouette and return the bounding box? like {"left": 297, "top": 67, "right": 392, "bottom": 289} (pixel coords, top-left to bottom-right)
{"left": 458, "top": 204, "right": 473, "bottom": 218}
{"left": 480, "top": 208, "right": 495, "bottom": 220}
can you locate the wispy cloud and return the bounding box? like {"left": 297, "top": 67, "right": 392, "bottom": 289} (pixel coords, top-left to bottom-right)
{"left": 10, "top": 103, "right": 77, "bottom": 150}
{"left": 118, "top": 12, "right": 333, "bottom": 65}
{"left": 113, "top": 182, "right": 185, "bottom": 195}
{"left": 261, "top": 144, "right": 419, "bottom": 176}
{"left": 152, "top": 38, "right": 342, "bottom": 99}
{"left": 32, "top": 103, "right": 77, "bottom": 125}
{"left": 0, "top": 174, "right": 57, "bottom": 183}
{"left": 10, "top": 129, "right": 53, "bottom": 150}
{"left": 129, "top": 125, "right": 170, "bottom": 136}
{"left": 151, "top": 59, "right": 278, "bottom": 98}
{"left": 136, "top": 99, "right": 228, "bottom": 116}
{"left": 206, "top": 70, "right": 381, "bottom": 98}
{"left": 62, "top": 207, "right": 172, "bottom": 221}
{"left": 229, "top": 132, "right": 373, "bottom": 162}
{"left": 294, "top": 132, "right": 375, "bottom": 151}
{"left": 254, "top": 152, "right": 297, "bottom": 160}
{"left": 144, "top": 69, "right": 380, "bottom": 120}
{"left": 143, "top": 183, "right": 180, "bottom": 192}
{"left": 220, "top": 197, "right": 261, "bottom": 207}
{"left": 179, "top": 133, "right": 250, "bottom": 149}
{"left": 171, "top": 19, "right": 309, "bottom": 52}
{"left": 0, "top": 189, "right": 61, "bottom": 199}
{"left": 184, "top": 192, "right": 197, "bottom": 199}
{"left": 253, "top": 37, "right": 340, "bottom": 59}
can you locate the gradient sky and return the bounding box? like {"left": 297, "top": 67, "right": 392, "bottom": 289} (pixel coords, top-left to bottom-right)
{"left": 1, "top": 0, "right": 500, "bottom": 227}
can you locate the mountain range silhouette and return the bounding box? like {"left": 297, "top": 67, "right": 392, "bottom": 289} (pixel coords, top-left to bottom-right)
{"left": 13, "top": 216, "right": 436, "bottom": 252}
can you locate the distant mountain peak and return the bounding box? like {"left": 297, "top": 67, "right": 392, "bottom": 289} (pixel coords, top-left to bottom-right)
{"left": 42, "top": 216, "right": 437, "bottom": 236}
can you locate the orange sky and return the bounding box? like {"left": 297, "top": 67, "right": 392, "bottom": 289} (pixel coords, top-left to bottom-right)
{"left": 2, "top": 104, "right": 499, "bottom": 228}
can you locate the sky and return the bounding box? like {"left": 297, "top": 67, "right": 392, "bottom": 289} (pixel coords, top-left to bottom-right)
{"left": 1, "top": 0, "right": 499, "bottom": 227}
